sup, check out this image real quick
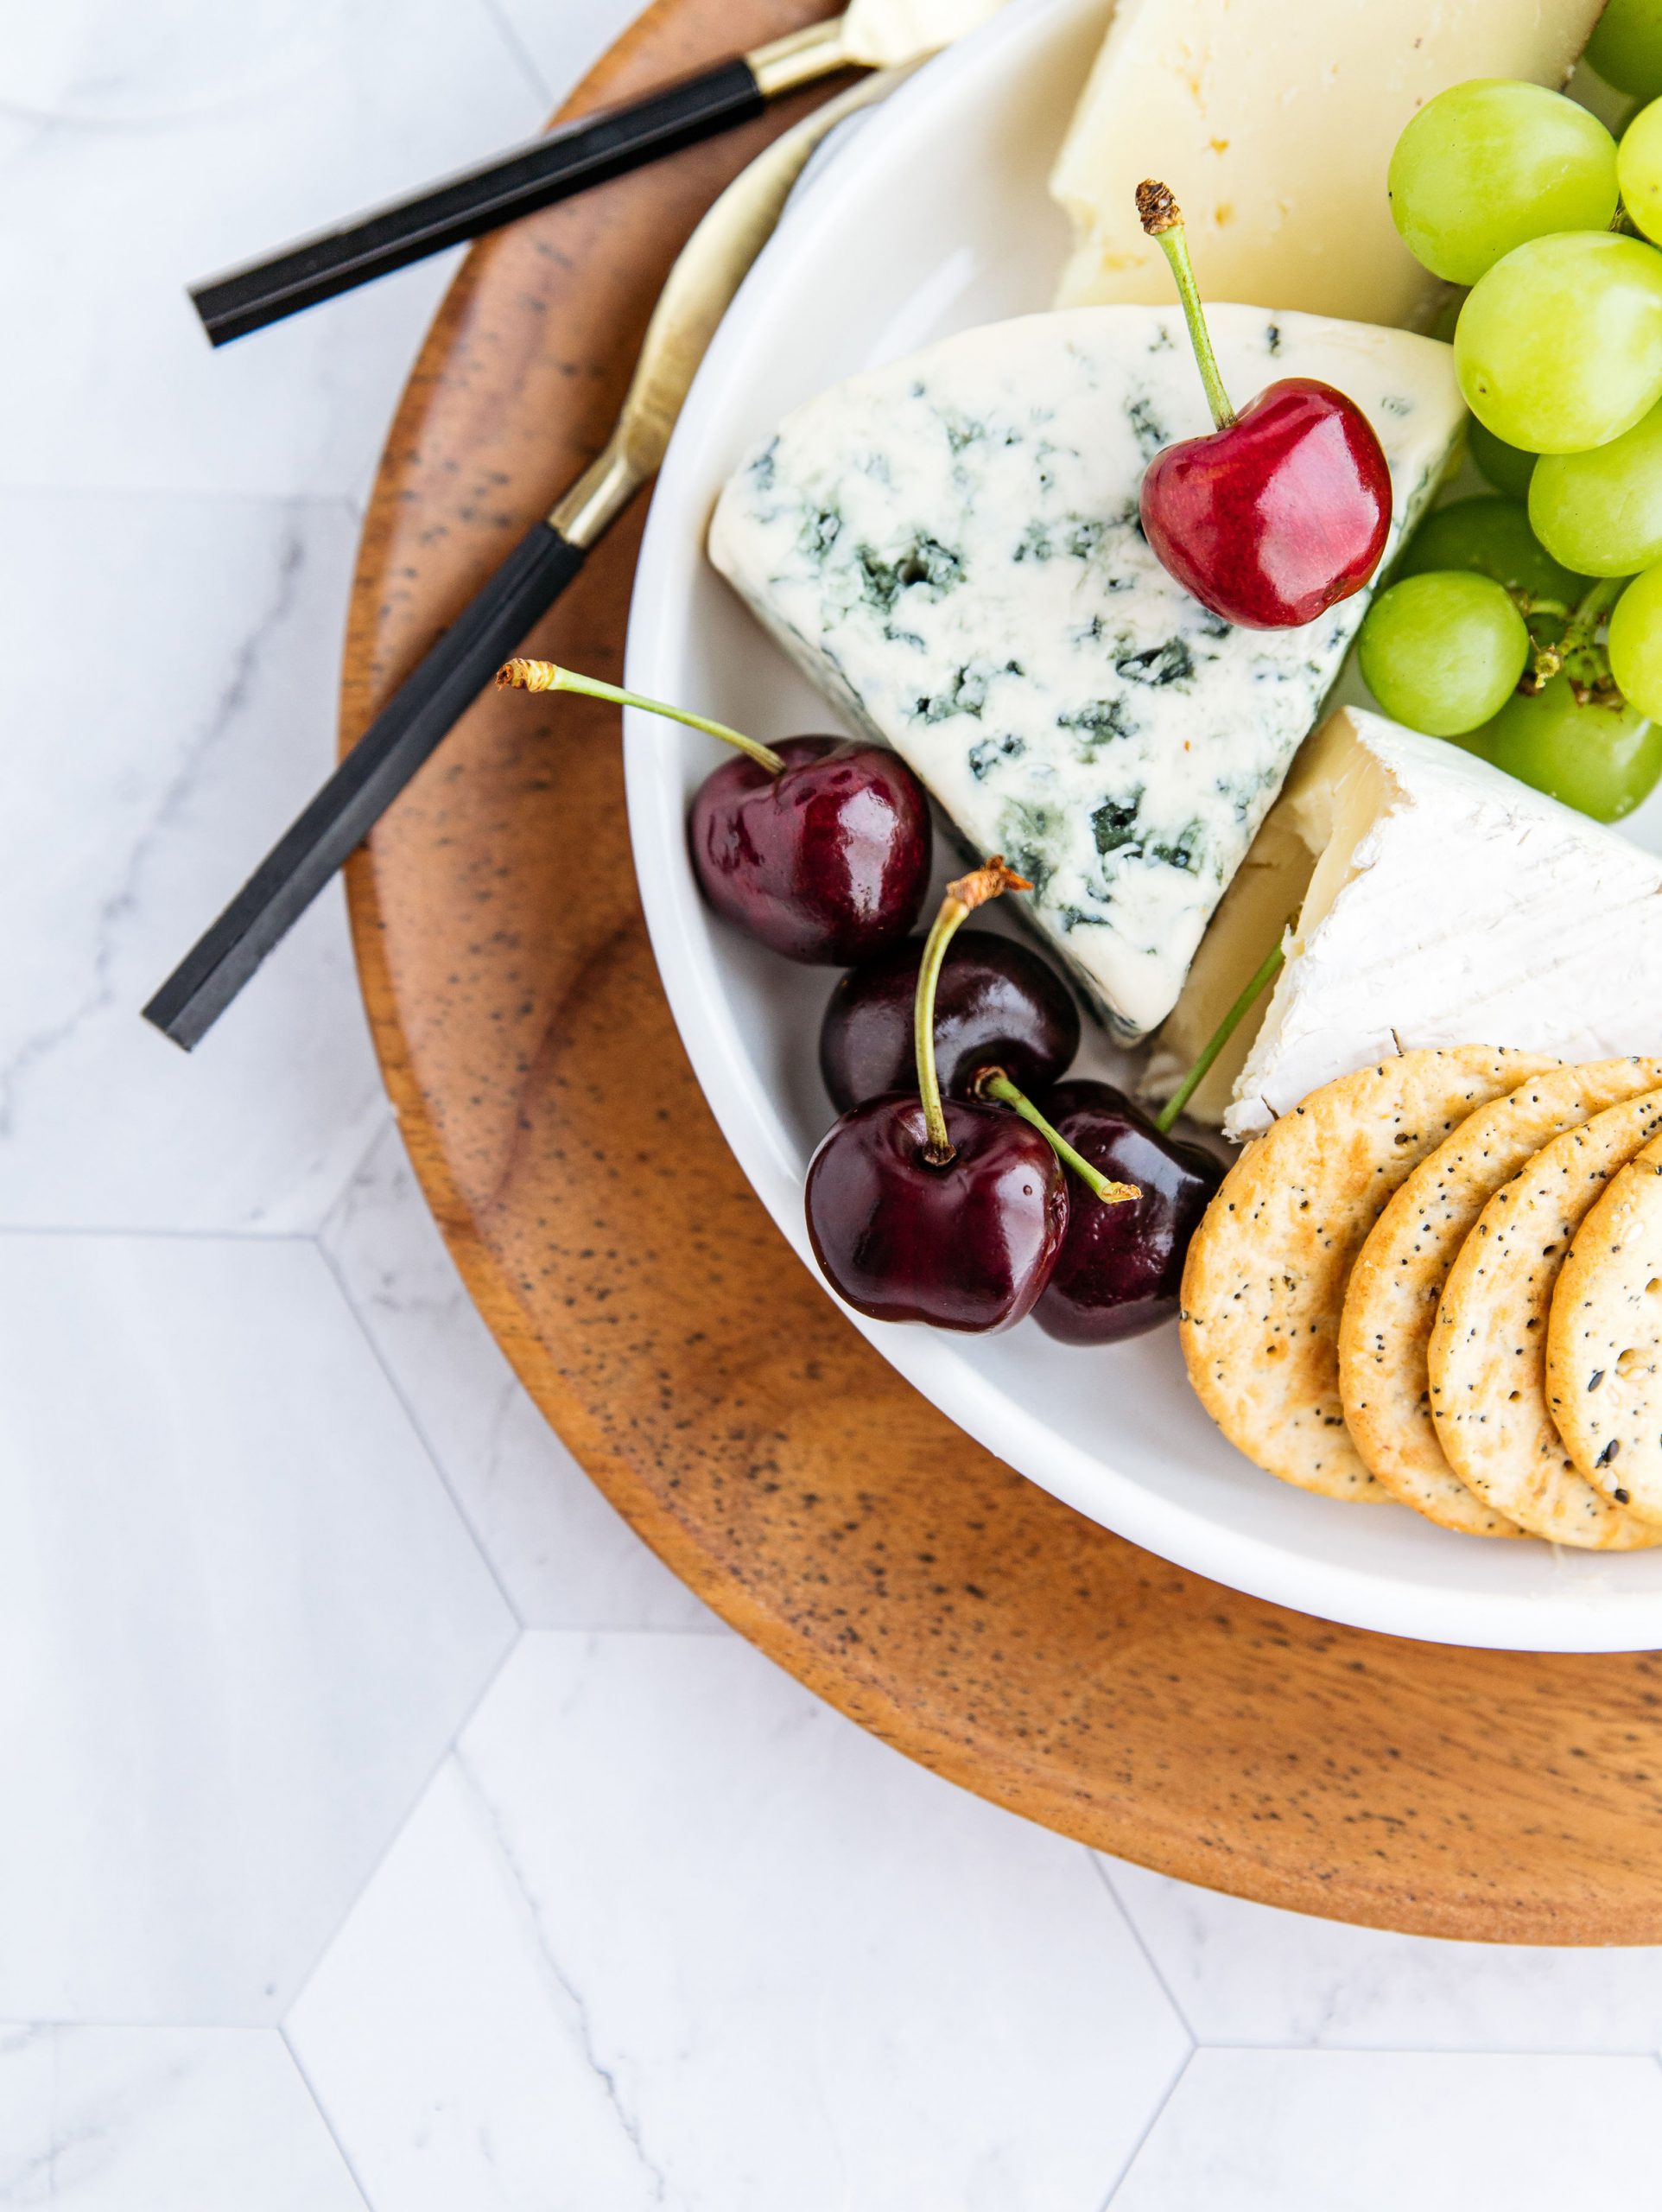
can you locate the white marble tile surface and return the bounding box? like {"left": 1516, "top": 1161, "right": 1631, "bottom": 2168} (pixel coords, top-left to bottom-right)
{"left": 0, "top": 2025, "right": 364, "bottom": 2210}
{"left": 287, "top": 1632, "right": 1190, "bottom": 2212}
{"left": 10, "top": 0, "right": 1662, "bottom": 2202}
{"left": 322, "top": 1125, "right": 716, "bottom": 1630}
{"left": 0, "top": 0, "right": 547, "bottom": 501}
{"left": 0, "top": 1233, "right": 512, "bottom": 2024}
{"left": 487, "top": 0, "right": 672, "bottom": 101}
{"left": 0, "top": 492, "right": 386, "bottom": 1232}
{"left": 1107, "top": 1859, "right": 1662, "bottom": 2053}
{"left": 1113, "top": 2048, "right": 1662, "bottom": 2211}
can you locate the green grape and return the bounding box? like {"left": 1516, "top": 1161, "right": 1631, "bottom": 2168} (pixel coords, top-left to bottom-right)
{"left": 1608, "top": 562, "right": 1662, "bottom": 716}
{"left": 1469, "top": 672, "right": 1662, "bottom": 821}
{"left": 1620, "top": 96, "right": 1662, "bottom": 244}
{"left": 1396, "top": 495, "right": 1586, "bottom": 602}
{"left": 1467, "top": 416, "right": 1538, "bottom": 500}
{"left": 1589, "top": 0, "right": 1662, "bottom": 99}
{"left": 1388, "top": 80, "right": 1617, "bottom": 285}
{"left": 1530, "top": 397, "right": 1662, "bottom": 575}
{"left": 1455, "top": 232, "right": 1662, "bottom": 453}
{"left": 1357, "top": 571, "right": 1530, "bottom": 736}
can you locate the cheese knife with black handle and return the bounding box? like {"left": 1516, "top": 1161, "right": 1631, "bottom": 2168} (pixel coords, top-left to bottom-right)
{"left": 146, "top": 68, "right": 906, "bottom": 1049}
{"left": 190, "top": 0, "right": 999, "bottom": 345}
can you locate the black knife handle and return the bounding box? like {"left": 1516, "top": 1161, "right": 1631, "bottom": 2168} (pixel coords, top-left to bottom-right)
{"left": 144, "top": 521, "right": 587, "bottom": 1048}
{"left": 191, "top": 57, "right": 767, "bottom": 345}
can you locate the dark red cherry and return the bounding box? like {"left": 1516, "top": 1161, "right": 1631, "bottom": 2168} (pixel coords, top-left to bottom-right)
{"left": 1033, "top": 1081, "right": 1221, "bottom": 1344}
{"left": 1134, "top": 182, "right": 1390, "bottom": 630}
{"left": 805, "top": 1094, "right": 1067, "bottom": 1331}
{"left": 689, "top": 737, "right": 931, "bottom": 964}
{"left": 804, "top": 857, "right": 1138, "bottom": 1335}
{"left": 820, "top": 930, "right": 1081, "bottom": 1112}
{"left": 493, "top": 662, "right": 930, "bottom": 965}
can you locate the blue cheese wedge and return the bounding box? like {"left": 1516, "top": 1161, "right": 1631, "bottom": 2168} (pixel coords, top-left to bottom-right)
{"left": 1147, "top": 706, "right": 1662, "bottom": 1141}
{"left": 708, "top": 306, "right": 1462, "bottom": 1040}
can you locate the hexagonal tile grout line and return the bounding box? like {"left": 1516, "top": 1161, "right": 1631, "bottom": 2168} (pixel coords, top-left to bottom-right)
{"left": 0, "top": 1223, "right": 321, "bottom": 1243}
{"left": 1096, "top": 2044, "right": 1195, "bottom": 2211}
{"left": 1091, "top": 1853, "right": 1201, "bottom": 2044}
{"left": 279, "top": 2024, "right": 377, "bottom": 2212}
{"left": 273, "top": 1630, "right": 524, "bottom": 2042}
{"left": 1084, "top": 1854, "right": 1198, "bottom": 2210}
{"left": 1154, "top": 2038, "right": 1662, "bottom": 2060}
{"left": 479, "top": 0, "right": 555, "bottom": 105}
{"left": 313, "top": 1227, "right": 525, "bottom": 1629}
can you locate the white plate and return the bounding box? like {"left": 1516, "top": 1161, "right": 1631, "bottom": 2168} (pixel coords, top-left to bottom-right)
{"left": 623, "top": 0, "right": 1662, "bottom": 1651}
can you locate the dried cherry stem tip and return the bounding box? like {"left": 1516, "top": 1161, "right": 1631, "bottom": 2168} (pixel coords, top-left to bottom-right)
{"left": 495, "top": 658, "right": 786, "bottom": 775}
{"left": 913, "top": 857, "right": 1032, "bottom": 1165}
{"left": 1155, "top": 938, "right": 1285, "bottom": 1135}
{"left": 1136, "top": 177, "right": 1236, "bottom": 432}
{"left": 974, "top": 1068, "right": 1139, "bottom": 1206}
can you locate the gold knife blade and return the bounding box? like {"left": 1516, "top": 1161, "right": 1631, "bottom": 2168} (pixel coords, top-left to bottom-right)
{"left": 549, "top": 65, "right": 911, "bottom": 547}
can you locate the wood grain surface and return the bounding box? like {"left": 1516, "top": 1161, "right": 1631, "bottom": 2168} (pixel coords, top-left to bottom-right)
{"left": 340, "top": 0, "right": 1662, "bottom": 1943}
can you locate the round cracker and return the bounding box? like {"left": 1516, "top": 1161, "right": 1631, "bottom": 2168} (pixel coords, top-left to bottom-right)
{"left": 1547, "top": 1130, "right": 1662, "bottom": 1522}
{"left": 1180, "top": 1047, "right": 1556, "bottom": 1500}
{"left": 1428, "top": 1093, "right": 1662, "bottom": 1549}
{"left": 1340, "top": 1059, "right": 1662, "bottom": 1538}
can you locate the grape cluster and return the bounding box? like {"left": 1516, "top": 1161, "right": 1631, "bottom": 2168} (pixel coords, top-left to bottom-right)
{"left": 1362, "top": 12, "right": 1662, "bottom": 822}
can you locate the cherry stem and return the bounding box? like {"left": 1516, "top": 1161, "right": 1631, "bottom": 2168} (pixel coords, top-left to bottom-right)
{"left": 1137, "top": 179, "right": 1236, "bottom": 433}
{"left": 974, "top": 1069, "right": 1139, "bottom": 1206}
{"left": 497, "top": 658, "right": 787, "bottom": 775}
{"left": 912, "top": 859, "right": 1031, "bottom": 1166}
{"left": 1155, "top": 940, "right": 1286, "bottom": 1135}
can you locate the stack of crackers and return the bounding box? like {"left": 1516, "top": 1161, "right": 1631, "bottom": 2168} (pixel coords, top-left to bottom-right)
{"left": 1180, "top": 1049, "right": 1662, "bottom": 1548}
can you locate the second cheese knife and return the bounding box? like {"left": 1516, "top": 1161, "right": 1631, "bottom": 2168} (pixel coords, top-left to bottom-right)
{"left": 146, "top": 67, "right": 908, "bottom": 1049}
{"left": 190, "top": 0, "right": 1000, "bottom": 345}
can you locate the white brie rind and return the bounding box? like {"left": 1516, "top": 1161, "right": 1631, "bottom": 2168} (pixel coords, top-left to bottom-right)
{"left": 708, "top": 306, "right": 1462, "bottom": 1043}
{"left": 1145, "top": 707, "right": 1662, "bottom": 1141}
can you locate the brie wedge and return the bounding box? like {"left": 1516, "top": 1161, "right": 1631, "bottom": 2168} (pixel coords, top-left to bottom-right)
{"left": 1049, "top": 0, "right": 1607, "bottom": 330}
{"left": 708, "top": 306, "right": 1462, "bottom": 1041}
{"left": 1147, "top": 708, "right": 1662, "bottom": 1141}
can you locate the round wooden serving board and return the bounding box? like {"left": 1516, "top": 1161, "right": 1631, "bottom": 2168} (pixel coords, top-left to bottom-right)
{"left": 343, "top": 0, "right": 1662, "bottom": 1944}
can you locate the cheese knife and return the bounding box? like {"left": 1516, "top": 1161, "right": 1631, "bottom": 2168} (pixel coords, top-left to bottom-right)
{"left": 190, "top": 0, "right": 999, "bottom": 345}
{"left": 146, "top": 67, "right": 907, "bottom": 1049}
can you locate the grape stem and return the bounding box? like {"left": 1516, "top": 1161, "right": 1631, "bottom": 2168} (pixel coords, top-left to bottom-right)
{"left": 1136, "top": 180, "right": 1236, "bottom": 432}
{"left": 496, "top": 658, "right": 787, "bottom": 775}
{"left": 1562, "top": 575, "right": 1627, "bottom": 656}
{"left": 1523, "top": 576, "right": 1627, "bottom": 696}
{"left": 1155, "top": 939, "right": 1286, "bottom": 1136}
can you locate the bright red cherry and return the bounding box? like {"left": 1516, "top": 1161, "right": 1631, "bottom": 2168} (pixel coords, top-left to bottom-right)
{"left": 1135, "top": 181, "right": 1392, "bottom": 630}
{"left": 497, "top": 660, "right": 930, "bottom": 963}
{"left": 805, "top": 861, "right": 1138, "bottom": 1333}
